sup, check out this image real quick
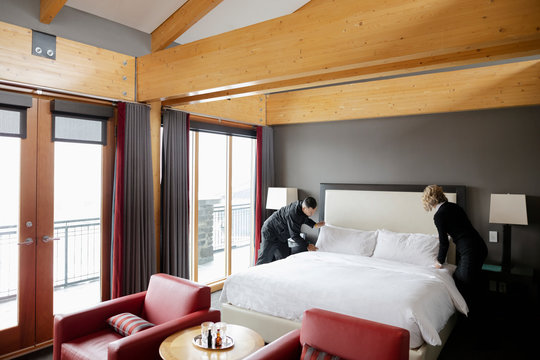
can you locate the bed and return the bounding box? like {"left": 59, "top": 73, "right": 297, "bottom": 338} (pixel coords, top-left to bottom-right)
{"left": 220, "top": 183, "right": 467, "bottom": 360}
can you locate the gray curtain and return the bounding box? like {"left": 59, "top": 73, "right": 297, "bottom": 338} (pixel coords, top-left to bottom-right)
{"left": 160, "top": 109, "right": 190, "bottom": 278}
{"left": 261, "top": 126, "right": 275, "bottom": 221}
{"left": 123, "top": 102, "right": 156, "bottom": 294}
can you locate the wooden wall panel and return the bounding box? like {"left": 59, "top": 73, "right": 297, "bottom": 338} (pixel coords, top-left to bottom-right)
{"left": 175, "top": 95, "right": 266, "bottom": 125}
{"left": 267, "top": 60, "right": 540, "bottom": 124}
{"left": 137, "top": 0, "right": 540, "bottom": 104}
{"left": 0, "top": 21, "right": 135, "bottom": 101}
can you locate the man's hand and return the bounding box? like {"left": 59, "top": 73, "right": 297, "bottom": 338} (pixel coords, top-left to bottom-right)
{"left": 314, "top": 221, "right": 325, "bottom": 228}
{"left": 434, "top": 262, "right": 442, "bottom": 269}
{"left": 307, "top": 244, "right": 318, "bottom": 251}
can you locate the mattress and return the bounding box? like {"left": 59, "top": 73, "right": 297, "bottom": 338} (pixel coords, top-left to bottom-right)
{"left": 220, "top": 251, "right": 467, "bottom": 348}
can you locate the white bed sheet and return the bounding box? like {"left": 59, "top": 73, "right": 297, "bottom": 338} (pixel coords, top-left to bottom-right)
{"left": 220, "top": 251, "right": 468, "bottom": 348}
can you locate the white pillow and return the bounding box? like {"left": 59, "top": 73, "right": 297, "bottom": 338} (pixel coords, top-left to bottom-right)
{"left": 315, "top": 224, "right": 377, "bottom": 256}
{"left": 372, "top": 229, "right": 439, "bottom": 266}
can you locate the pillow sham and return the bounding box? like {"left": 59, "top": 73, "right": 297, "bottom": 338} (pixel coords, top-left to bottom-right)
{"left": 301, "top": 343, "right": 342, "bottom": 360}
{"left": 372, "top": 229, "right": 439, "bottom": 266}
{"left": 315, "top": 224, "right": 377, "bottom": 256}
{"left": 107, "top": 312, "right": 154, "bottom": 337}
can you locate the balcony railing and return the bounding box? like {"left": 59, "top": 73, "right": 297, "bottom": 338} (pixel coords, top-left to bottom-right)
{"left": 212, "top": 203, "right": 253, "bottom": 251}
{"left": 0, "top": 202, "right": 253, "bottom": 301}
{"left": 0, "top": 218, "right": 101, "bottom": 301}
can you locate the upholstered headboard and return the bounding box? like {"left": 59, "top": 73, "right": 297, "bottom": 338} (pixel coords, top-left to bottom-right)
{"left": 319, "top": 184, "right": 466, "bottom": 264}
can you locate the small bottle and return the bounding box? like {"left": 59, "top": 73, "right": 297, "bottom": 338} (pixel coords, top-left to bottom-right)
{"left": 215, "top": 329, "right": 222, "bottom": 348}
{"left": 207, "top": 328, "right": 213, "bottom": 348}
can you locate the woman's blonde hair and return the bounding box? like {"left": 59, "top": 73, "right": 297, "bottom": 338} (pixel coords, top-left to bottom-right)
{"left": 422, "top": 185, "right": 448, "bottom": 211}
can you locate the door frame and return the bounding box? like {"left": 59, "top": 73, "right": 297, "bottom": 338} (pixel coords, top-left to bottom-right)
{"left": 0, "top": 95, "right": 115, "bottom": 359}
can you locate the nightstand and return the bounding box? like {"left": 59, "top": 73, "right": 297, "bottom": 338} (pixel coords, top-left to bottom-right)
{"left": 481, "top": 264, "right": 538, "bottom": 303}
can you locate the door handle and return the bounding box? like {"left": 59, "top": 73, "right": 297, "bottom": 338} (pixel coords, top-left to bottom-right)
{"left": 42, "top": 235, "right": 61, "bottom": 243}
{"left": 17, "top": 238, "right": 34, "bottom": 246}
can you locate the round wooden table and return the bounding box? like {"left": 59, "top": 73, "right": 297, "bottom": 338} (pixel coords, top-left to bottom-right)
{"left": 159, "top": 324, "right": 264, "bottom": 360}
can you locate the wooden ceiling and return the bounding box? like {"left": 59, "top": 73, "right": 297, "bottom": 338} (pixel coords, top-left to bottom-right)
{"left": 10, "top": 0, "right": 540, "bottom": 125}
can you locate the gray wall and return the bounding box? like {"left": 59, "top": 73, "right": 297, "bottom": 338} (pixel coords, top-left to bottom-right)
{"left": 273, "top": 106, "right": 540, "bottom": 270}
{"left": 0, "top": 0, "right": 151, "bottom": 57}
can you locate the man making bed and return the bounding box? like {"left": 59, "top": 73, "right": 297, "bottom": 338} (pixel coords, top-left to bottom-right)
{"left": 256, "top": 196, "right": 325, "bottom": 265}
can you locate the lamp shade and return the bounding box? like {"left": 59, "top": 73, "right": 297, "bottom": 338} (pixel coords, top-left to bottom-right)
{"left": 489, "top": 194, "right": 528, "bottom": 225}
{"left": 266, "top": 187, "right": 298, "bottom": 210}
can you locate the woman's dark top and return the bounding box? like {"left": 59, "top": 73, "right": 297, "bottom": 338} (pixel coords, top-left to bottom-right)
{"left": 434, "top": 201, "right": 484, "bottom": 264}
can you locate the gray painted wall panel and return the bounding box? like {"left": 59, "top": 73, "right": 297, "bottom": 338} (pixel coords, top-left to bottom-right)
{"left": 273, "top": 106, "right": 540, "bottom": 270}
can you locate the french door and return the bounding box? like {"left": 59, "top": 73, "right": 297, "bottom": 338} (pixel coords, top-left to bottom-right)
{"left": 190, "top": 131, "right": 256, "bottom": 285}
{"left": 0, "top": 96, "right": 113, "bottom": 357}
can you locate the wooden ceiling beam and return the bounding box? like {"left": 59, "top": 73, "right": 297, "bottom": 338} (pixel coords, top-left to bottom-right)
{"left": 40, "top": 0, "right": 67, "bottom": 24}
{"left": 138, "top": 0, "right": 540, "bottom": 103}
{"left": 151, "top": 0, "right": 223, "bottom": 53}
{"left": 174, "top": 95, "right": 266, "bottom": 126}
{"left": 266, "top": 59, "right": 540, "bottom": 124}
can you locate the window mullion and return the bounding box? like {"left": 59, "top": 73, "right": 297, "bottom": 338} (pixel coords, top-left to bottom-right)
{"left": 226, "top": 136, "right": 233, "bottom": 276}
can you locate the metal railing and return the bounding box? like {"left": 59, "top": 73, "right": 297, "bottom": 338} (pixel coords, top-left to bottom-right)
{"left": 0, "top": 203, "right": 254, "bottom": 301}
{"left": 52, "top": 218, "right": 101, "bottom": 288}
{"left": 212, "top": 203, "right": 253, "bottom": 251}
{"left": 0, "top": 218, "right": 101, "bottom": 301}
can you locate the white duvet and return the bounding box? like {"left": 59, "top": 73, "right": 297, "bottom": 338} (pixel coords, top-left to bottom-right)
{"left": 220, "top": 251, "right": 468, "bottom": 348}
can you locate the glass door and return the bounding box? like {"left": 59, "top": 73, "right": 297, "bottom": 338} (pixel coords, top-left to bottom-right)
{"left": 0, "top": 97, "right": 112, "bottom": 357}
{"left": 0, "top": 98, "right": 38, "bottom": 354}
{"left": 190, "top": 130, "right": 256, "bottom": 285}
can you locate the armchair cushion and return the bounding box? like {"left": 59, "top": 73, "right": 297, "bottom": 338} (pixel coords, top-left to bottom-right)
{"left": 300, "top": 343, "right": 341, "bottom": 360}
{"left": 107, "top": 312, "right": 154, "bottom": 337}
{"left": 61, "top": 329, "right": 121, "bottom": 360}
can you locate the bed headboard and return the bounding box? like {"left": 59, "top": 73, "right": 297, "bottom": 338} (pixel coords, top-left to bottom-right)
{"left": 319, "top": 184, "right": 466, "bottom": 264}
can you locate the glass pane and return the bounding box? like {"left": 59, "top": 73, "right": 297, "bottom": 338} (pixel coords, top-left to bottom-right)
{"left": 53, "top": 142, "right": 102, "bottom": 315}
{"left": 197, "top": 132, "right": 227, "bottom": 284}
{"left": 54, "top": 116, "right": 103, "bottom": 143}
{"left": 231, "top": 137, "right": 256, "bottom": 273}
{"left": 0, "top": 136, "right": 20, "bottom": 330}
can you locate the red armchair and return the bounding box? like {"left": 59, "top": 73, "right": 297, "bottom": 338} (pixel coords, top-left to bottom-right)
{"left": 245, "top": 308, "right": 410, "bottom": 360}
{"left": 53, "top": 273, "right": 220, "bottom": 360}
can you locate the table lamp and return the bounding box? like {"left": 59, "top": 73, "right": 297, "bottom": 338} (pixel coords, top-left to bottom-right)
{"left": 489, "top": 194, "right": 528, "bottom": 273}
{"left": 266, "top": 187, "right": 298, "bottom": 210}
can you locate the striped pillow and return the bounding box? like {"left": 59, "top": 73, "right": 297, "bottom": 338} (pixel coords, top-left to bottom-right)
{"left": 107, "top": 312, "right": 154, "bottom": 337}
{"left": 301, "top": 344, "right": 342, "bottom": 360}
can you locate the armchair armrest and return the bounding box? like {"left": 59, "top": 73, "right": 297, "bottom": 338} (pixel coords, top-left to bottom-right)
{"left": 108, "top": 308, "right": 221, "bottom": 360}
{"left": 53, "top": 292, "right": 146, "bottom": 360}
{"left": 244, "top": 329, "right": 301, "bottom": 360}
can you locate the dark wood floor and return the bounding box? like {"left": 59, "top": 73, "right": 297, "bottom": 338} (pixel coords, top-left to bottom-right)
{"left": 13, "top": 287, "right": 539, "bottom": 360}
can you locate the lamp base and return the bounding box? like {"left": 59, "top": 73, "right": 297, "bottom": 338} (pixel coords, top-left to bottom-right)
{"left": 501, "top": 224, "right": 511, "bottom": 273}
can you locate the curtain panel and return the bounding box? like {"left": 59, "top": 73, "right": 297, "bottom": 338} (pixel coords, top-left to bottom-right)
{"left": 254, "top": 126, "right": 275, "bottom": 263}
{"left": 160, "top": 109, "right": 190, "bottom": 278}
{"left": 112, "top": 102, "right": 156, "bottom": 297}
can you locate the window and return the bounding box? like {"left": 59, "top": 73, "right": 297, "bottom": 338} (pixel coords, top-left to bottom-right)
{"left": 189, "top": 122, "right": 256, "bottom": 284}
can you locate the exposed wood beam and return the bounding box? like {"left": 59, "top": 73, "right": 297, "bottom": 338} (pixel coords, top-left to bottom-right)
{"left": 0, "top": 21, "right": 135, "bottom": 101}
{"left": 138, "top": 0, "right": 540, "bottom": 103}
{"left": 162, "top": 38, "right": 540, "bottom": 106}
{"left": 294, "top": 0, "right": 320, "bottom": 13}
{"left": 174, "top": 95, "right": 266, "bottom": 125}
{"left": 151, "top": 0, "right": 223, "bottom": 53}
{"left": 266, "top": 60, "right": 540, "bottom": 124}
{"left": 40, "top": 0, "right": 67, "bottom": 24}
{"left": 149, "top": 100, "right": 161, "bottom": 271}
